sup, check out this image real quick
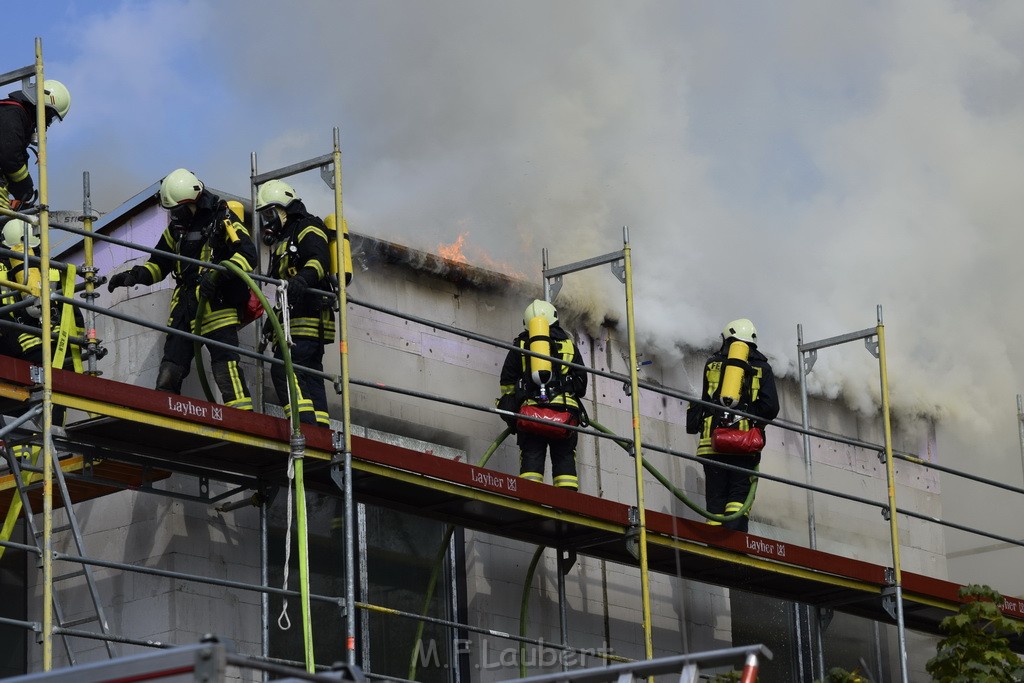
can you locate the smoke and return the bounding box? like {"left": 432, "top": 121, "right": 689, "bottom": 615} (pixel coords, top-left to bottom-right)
{"left": 8, "top": 2, "right": 1024, "bottom": 444}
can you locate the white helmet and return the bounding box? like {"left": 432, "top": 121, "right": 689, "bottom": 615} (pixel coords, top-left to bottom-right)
{"left": 255, "top": 179, "right": 299, "bottom": 212}
{"left": 722, "top": 318, "right": 757, "bottom": 345}
{"left": 2, "top": 219, "right": 40, "bottom": 249}
{"left": 523, "top": 299, "right": 557, "bottom": 327}
{"left": 159, "top": 169, "right": 204, "bottom": 208}
{"left": 23, "top": 79, "right": 71, "bottom": 121}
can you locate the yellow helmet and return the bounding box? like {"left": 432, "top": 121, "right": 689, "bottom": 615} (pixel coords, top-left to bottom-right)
{"left": 24, "top": 79, "right": 71, "bottom": 121}
{"left": 722, "top": 318, "right": 757, "bottom": 345}
{"left": 523, "top": 299, "right": 557, "bottom": 327}
{"left": 158, "top": 169, "right": 203, "bottom": 208}
{"left": 255, "top": 179, "right": 299, "bottom": 212}
{"left": 2, "top": 219, "right": 40, "bottom": 249}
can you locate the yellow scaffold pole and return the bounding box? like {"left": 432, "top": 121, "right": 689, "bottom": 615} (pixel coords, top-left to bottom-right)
{"left": 622, "top": 227, "right": 653, "bottom": 660}
{"left": 331, "top": 127, "right": 358, "bottom": 667}
{"left": 33, "top": 38, "right": 56, "bottom": 670}
{"left": 876, "top": 306, "right": 909, "bottom": 683}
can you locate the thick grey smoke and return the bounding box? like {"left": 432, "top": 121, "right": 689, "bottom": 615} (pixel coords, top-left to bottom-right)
{"left": 13, "top": 4, "right": 1024, "bottom": 463}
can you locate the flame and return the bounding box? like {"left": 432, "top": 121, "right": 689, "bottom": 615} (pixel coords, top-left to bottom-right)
{"left": 437, "top": 233, "right": 469, "bottom": 264}
{"left": 436, "top": 231, "right": 527, "bottom": 280}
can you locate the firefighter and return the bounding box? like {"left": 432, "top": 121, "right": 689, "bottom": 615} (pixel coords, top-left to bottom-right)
{"left": 686, "top": 318, "right": 779, "bottom": 532}
{"left": 0, "top": 218, "right": 43, "bottom": 360}
{"left": 498, "top": 299, "right": 587, "bottom": 491}
{"left": 0, "top": 218, "right": 83, "bottom": 369}
{"left": 106, "top": 169, "right": 256, "bottom": 410}
{"left": 0, "top": 79, "right": 71, "bottom": 218}
{"left": 255, "top": 179, "right": 336, "bottom": 426}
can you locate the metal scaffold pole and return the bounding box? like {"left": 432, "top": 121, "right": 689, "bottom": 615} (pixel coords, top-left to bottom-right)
{"left": 250, "top": 128, "right": 354, "bottom": 669}
{"left": 79, "top": 173, "right": 101, "bottom": 376}
{"left": 332, "top": 126, "right": 358, "bottom": 668}
{"left": 542, "top": 228, "right": 652, "bottom": 660}
{"left": 1017, "top": 394, "right": 1024, "bottom": 485}
{"left": 876, "top": 306, "right": 909, "bottom": 683}
{"left": 621, "top": 227, "right": 654, "bottom": 660}
{"left": 33, "top": 37, "right": 57, "bottom": 670}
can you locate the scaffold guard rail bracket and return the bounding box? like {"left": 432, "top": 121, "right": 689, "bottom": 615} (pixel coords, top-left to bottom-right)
{"left": 802, "top": 348, "right": 818, "bottom": 374}
{"left": 882, "top": 586, "right": 898, "bottom": 620}
{"left": 320, "top": 162, "right": 335, "bottom": 190}
{"left": 864, "top": 337, "right": 879, "bottom": 359}
{"left": 817, "top": 606, "right": 835, "bottom": 632}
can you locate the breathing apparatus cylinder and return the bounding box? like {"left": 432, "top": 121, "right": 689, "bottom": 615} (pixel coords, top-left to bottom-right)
{"left": 324, "top": 214, "right": 353, "bottom": 285}
{"left": 527, "top": 315, "right": 552, "bottom": 399}
{"left": 225, "top": 200, "right": 244, "bottom": 222}
{"left": 719, "top": 340, "right": 750, "bottom": 408}
{"left": 221, "top": 200, "right": 246, "bottom": 245}
{"left": 10, "top": 243, "right": 43, "bottom": 293}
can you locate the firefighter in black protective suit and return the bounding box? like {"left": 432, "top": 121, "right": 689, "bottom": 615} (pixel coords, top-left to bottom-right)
{"left": 686, "top": 318, "right": 779, "bottom": 532}
{"left": 0, "top": 79, "right": 71, "bottom": 217}
{"left": 106, "top": 169, "right": 256, "bottom": 410}
{"left": 498, "top": 299, "right": 587, "bottom": 491}
{"left": 0, "top": 219, "right": 85, "bottom": 370}
{"left": 255, "top": 179, "right": 337, "bottom": 426}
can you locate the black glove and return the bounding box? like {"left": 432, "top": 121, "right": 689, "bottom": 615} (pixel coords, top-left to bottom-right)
{"left": 9, "top": 176, "right": 35, "bottom": 206}
{"left": 107, "top": 269, "right": 137, "bottom": 292}
{"left": 286, "top": 275, "right": 308, "bottom": 300}
{"left": 199, "top": 270, "right": 218, "bottom": 301}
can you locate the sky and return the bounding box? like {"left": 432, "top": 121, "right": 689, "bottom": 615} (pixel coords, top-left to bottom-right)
{"left": 4, "top": 1, "right": 1024, "bottom": 582}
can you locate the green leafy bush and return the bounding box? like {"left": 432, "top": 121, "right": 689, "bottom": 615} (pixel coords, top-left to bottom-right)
{"left": 926, "top": 584, "right": 1024, "bottom": 682}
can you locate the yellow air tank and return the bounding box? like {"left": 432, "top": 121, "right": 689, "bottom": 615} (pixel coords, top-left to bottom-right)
{"left": 324, "top": 214, "right": 354, "bottom": 285}
{"left": 10, "top": 243, "right": 42, "bottom": 294}
{"left": 719, "top": 340, "right": 750, "bottom": 408}
{"left": 527, "top": 315, "right": 552, "bottom": 394}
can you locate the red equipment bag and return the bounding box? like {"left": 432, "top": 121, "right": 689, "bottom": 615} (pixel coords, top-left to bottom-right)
{"left": 711, "top": 426, "right": 765, "bottom": 454}
{"left": 517, "top": 405, "right": 578, "bottom": 440}
{"left": 239, "top": 291, "right": 265, "bottom": 327}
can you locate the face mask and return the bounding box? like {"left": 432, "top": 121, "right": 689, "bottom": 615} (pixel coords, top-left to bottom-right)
{"left": 170, "top": 205, "right": 193, "bottom": 224}
{"left": 260, "top": 207, "right": 283, "bottom": 246}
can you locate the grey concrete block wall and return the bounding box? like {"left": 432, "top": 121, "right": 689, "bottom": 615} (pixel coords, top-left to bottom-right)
{"left": 26, "top": 480, "right": 263, "bottom": 670}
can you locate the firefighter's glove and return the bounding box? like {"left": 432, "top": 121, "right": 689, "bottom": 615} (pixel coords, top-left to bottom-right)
{"left": 107, "top": 269, "right": 138, "bottom": 292}
{"left": 286, "top": 275, "right": 308, "bottom": 300}
{"left": 9, "top": 177, "right": 36, "bottom": 206}
{"left": 199, "top": 270, "right": 219, "bottom": 302}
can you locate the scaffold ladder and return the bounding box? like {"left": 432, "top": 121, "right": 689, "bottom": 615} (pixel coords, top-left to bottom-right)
{"left": 1, "top": 409, "right": 116, "bottom": 663}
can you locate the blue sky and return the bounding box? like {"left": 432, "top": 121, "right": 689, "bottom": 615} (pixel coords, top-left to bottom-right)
{"left": 5, "top": 2, "right": 1024, "bottom": 566}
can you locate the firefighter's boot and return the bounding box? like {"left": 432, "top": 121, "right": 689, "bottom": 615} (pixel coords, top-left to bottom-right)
{"left": 155, "top": 362, "right": 186, "bottom": 394}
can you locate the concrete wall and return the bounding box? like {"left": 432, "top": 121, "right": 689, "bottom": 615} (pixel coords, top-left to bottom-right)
{"left": 27, "top": 203, "right": 947, "bottom": 678}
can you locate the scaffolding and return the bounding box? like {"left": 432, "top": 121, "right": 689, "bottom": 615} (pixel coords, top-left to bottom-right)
{"left": 2, "top": 39, "right": 1024, "bottom": 683}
